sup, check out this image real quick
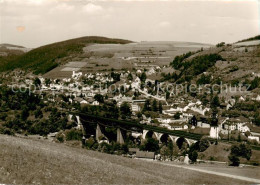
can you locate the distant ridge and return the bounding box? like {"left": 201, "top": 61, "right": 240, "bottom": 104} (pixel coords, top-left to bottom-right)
{"left": 0, "top": 43, "right": 25, "bottom": 48}
{"left": 237, "top": 35, "right": 260, "bottom": 43}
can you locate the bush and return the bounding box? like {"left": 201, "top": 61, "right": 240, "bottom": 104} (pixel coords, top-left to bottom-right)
{"left": 197, "top": 74, "right": 211, "bottom": 85}
{"left": 216, "top": 42, "right": 225, "bottom": 47}
{"left": 199, "top": 138, "right": 210, "bottom": 152}
{"left": 189, "top": 150, "right": 198, "bottom": 163}
{"left": 173, "top": 112, "right": 181, "bottom": 120}
{"left": 229, "top": 65, "right": 239, "bottom": 72}
{"left": 228, "top": 143, "right": 252, "bottom": 166}
{"left": 140, "top": 138, "right": 159, "bottom": 152}
{"left": 249, "top": 77, "right": 260, "bottom": 90}
{"left": 228, "top": 154, "right": 240, "bottom": 166}
{"left": 65, "top": 129, "right": 82, "bottom": 141}
{"left": 85, "top": 137, "right": 96, "bottom": 148}
{"left": 56, "top": 132, "right": 64, "bottom": 143}
{"left": 0, "top": 126, "right": 15, "bottom": 136}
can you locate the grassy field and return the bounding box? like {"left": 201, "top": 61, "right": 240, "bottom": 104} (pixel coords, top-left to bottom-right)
{"left": 198, "top": 142, "right": 260, "bottom": 165}
{"left": 44, "top": 41, "right": 211, "bottom": 79}
{"left": 0, "top": 134, "right": 257, "bottom": 185}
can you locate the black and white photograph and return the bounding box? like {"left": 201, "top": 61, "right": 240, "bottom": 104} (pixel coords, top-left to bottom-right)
{"left": 0, "top": 0, "right": 260, "bottom": 184}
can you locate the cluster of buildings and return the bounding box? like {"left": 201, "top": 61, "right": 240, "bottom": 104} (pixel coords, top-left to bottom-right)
{"left": 11, "top": 68, "right": 260, "bottom": 144}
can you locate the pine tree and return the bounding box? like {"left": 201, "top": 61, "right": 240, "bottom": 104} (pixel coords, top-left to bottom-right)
{"left": 143, "top": 99, "right": 151, "bottom": 112}
{"left": 152, "top": 99, "right": 157, "bottom": 112}
{"left": 158, "top": 101, "right": 163, "bottom": 114}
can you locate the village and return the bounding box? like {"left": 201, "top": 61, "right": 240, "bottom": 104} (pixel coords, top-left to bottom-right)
{"left": 7, "top": 65, "right": 260, "bottom": 146}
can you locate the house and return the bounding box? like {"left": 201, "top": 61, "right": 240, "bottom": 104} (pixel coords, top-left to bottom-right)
{"left": 157, "top": 118, "right": 173, "bottom": 124}
{"left": 197, "top": 121, "right": 210, "bottom": 128}
{"left": 80, "top": 100, "right": 89, "bottom": 104}
{"left": 163, "top": 107, "right": 185, "bottom": 115}
{"left": 132, "top": 99, "right": 146, "bottom": 104}
{"left": 169, "top": 122, "right": 188, "bottom": 130}
{"left": 74, "top": 97, "right": 84, "bottom": 103}
{"left": 160, "top": 123, "right": 172, "bottom": 130}
{"left": 131, "top": 77, "right": 141, "bottom": 89}
{"left": 237, "top": 123, "right": 250, "bottom": 133}
{"left": 190, "top": 105, "right": 210, "bottom": 116}
{"left": 136, "top": 69, "right": 142, "bottom": 74}
{"left": 72, "top": 71, "right": 83, "bottom": 79}
{"left": 248, "top": 136, "right": 259, "bottom": 143}
{"left": 225, "top": 98, "right": 236, "bottom": 110}
{"left": 129, "top": 148, "right": 139, "bottom": 155}
{"left": 131, "top": 104, "right": 140, "bottom": 112}
{"left": 131, "top": 132, "right": 142, "bottom": 138}
{"left": 146, "top": 67, "right": 156, "bottom": 75}
{"left": 252, "top": 95, "right": 260, "bottom": 101}
{"left": 145, "top": 79, "right": 155, "bottom": 85}
{"left": 136, "top": 151, "right": 155, "bottom": 160}
{"left": 239, "top": 96, "right": 245, "bottom": 102}
{"left": 252, "top": 72, "right": 260, "bottom": 77}
{"left": 87, "top": 92, "right": 95, "bottom": 97}
{"left": 39, "top": 77, "right": 45, "bottom": 84}
{"left": 92, "top": 101, "right": 100, "bottom": 106}
{"left": 41, "top": 84, "right": 48, "bottom": 90}
{"left": 222, "top": 117, "right": 250, "bottom": 133}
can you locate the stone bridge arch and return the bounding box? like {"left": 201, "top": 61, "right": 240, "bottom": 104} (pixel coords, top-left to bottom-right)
{"left": 142, "top": 130, "right": 160, "bottom": 140}
{"left": 158, "top": 133, "right": 174, "bottom": 144}
{"left": 175, "top": 137, "right": 190, "bottom": 149}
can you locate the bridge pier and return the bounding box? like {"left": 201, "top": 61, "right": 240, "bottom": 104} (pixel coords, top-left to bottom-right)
{"left": 96, "top": 124, "right": 103, "bottom": 142}
{"left": 76, "top": 115, "right": 87, "bottom": 148}
{"left": 155, "top": 132, "right": 163, "bottom": 143}
{"left": 186, "top": 138, "right": 197, "bottom": 145}
{"left": 117, "top": 128, "right": 125, "bottom": 144}
{"left": 142, "top": 130, "right": 149, "bottom": 140}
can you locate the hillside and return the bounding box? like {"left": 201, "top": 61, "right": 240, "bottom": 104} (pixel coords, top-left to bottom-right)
{"left": 0, "top": 36, "right": 132, "bottom": 75}
{"left": 237, "top": 35, "right": 260, "bottom": 43}
{"left": 0, "top": 134, "right": 257, "bottom": 185}
{"left": 43, "top": 41, "right": 211, "bottom": 79}
{"left": 168, "top": 41, "right": 260, "bottom": 91}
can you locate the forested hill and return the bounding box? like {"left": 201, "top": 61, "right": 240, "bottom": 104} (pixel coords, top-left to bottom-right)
{"left": 237, "top": 35, "right": 260, "bottom": 43}
{"left": 0, "top": 36, "right": 132, "bottom": 75}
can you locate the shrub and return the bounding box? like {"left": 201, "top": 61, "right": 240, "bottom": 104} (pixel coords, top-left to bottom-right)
{"left": 85, "top": 137, "right": 96, "bottom": 148}
{"left": 209, "top": 156, "right": 216, "bottom": 161}
{"left": 140, "top": 138, "right": 159, "bottom": 152}
{"left": 228, "top": 154, "right": 240, "bottom": 166}
{"left": 56, "top": 132, "right": 65, "bottom": 143}
{"left": 249, "top": 77, "right": 260, "bottom": 90}
{"left": 197, "top": 74, "right": 211, "bottom": 85}
{"left": 229, "top": 65, "right": 239, "bottom": 72}
{"left": 228, "top": 143, "right": 252, "bottom": 166}
{"left": 0, "top": 126, "right": 15, "bottom": 136}
{"left": 65, "top": 129, "right": 82, "bottom": 141}
{"left": 173, "top": 112, "right": 181, "bottom": 120}
{"left": 189, "top": 150, "right": 198, "bottom": 163}
{"left": 199, "top": 138, "right": 210, "bottom": 152}
{"left": 216, "top": 42, "right": 225, "bottom": 47}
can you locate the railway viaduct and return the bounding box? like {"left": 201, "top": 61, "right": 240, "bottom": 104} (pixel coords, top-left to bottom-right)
{"left": 75, "top": 113, "right": 212, "bottom": 147}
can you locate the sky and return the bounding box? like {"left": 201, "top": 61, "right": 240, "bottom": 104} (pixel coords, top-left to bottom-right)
{"left": 0, "top": 0, "right": 259, "bottom": 48}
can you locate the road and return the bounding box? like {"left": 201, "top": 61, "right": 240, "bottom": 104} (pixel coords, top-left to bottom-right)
{"left": 149, "top": 161, "right": 260, "bottom": 184}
